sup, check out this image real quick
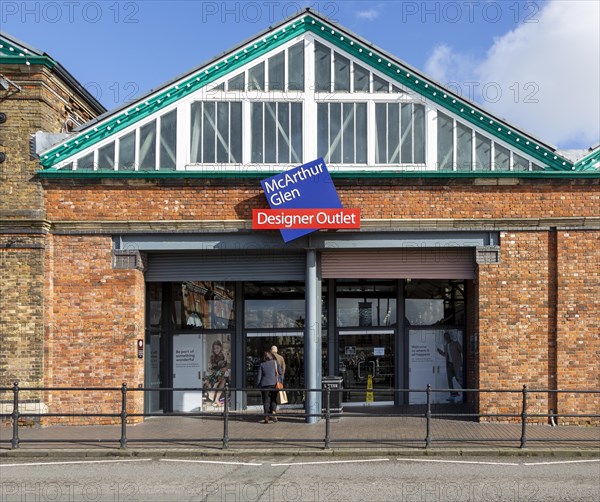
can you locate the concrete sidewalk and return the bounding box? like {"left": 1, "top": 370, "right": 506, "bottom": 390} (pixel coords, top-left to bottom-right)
{"left": 1, "top": 406, "right": 598, "bottom": 457}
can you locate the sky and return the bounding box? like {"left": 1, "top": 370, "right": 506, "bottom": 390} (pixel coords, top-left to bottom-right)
{"left": 2, "top": 0, "right": 599, "bottom": 149}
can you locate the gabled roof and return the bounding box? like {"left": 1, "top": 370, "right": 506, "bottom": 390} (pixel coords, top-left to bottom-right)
{"left": 37, "top": 8, "right": 591, "bottom": 173}
{"left": 573, "top": 145, "right": 600, "bottom": 171}
{"left": 0, "top": 31, "right": 106, "bottom": 115}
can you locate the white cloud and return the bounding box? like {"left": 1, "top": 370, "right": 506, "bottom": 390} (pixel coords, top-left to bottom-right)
{"left": 356, "top": 8, "right": 380, "bottom": 21}
{"left": 425, "top": 44, "right": 478, "bottom": 85}
{"left": 424, "top": 1, "right": 600, "bottom": 149}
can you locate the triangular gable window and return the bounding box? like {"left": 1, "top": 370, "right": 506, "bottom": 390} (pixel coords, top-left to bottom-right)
{"left": 49, "top": 20, "right": 560, "bottom": 174}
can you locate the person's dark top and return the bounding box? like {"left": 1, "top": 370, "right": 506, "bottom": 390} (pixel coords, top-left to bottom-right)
{"left": 256, "top": 360, "right": 283, "bottom": 387}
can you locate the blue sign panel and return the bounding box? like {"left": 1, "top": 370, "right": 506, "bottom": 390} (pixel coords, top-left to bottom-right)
{"left": 260, "top": 158, "right": 342, "bottom": 242}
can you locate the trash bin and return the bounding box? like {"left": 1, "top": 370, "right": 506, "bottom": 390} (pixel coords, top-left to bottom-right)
{"left": 322, "top": 376, "right": 343, "bottom": 414}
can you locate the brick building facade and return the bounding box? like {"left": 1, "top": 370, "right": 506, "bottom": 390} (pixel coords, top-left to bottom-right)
{"left": 1, "top": 11, "right": 599, "bottom": 425}
{"left": 0, "top": 33, "right": 104, "bottom": 420}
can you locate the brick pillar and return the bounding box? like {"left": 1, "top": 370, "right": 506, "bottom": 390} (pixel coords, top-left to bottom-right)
{"left": 556, "top": 230, "right": 600, "bottom": 425}
{"left": 478, "top": 232, "right": 551, "bottom": 422}
{"left": 44, "top": 235, "right": 145, "bottom": 424}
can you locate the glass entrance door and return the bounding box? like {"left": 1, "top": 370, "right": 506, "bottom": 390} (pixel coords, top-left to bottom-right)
{"left": 335, "top": 280, "right": 397, "bottom": 404}
{"left": 245, "top": 332, "right": 305, "bottom": 406}
{"left": 338, "top": 330, "right": 394, "bottom": 403}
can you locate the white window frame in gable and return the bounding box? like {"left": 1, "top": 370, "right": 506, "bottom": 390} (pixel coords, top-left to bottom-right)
{"left": 182, "top": 35, "right": 307, "bottom": 171}
{"left": 57, "top": 101, "right": 182, "bottom": 172}
{"left": 433, "top": 108, "right": 547, "bottom": 172}
{"left": 311, "top": 36, "right": 432, "bottom": 171}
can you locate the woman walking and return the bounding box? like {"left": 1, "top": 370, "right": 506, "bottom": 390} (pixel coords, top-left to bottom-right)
{"left": 256, "top": 351, "right": 283, "bottom": 424}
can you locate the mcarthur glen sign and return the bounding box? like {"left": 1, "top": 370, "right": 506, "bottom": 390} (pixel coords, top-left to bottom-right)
{"left": 252, "top": 158, "right": 360, "bottom": 242}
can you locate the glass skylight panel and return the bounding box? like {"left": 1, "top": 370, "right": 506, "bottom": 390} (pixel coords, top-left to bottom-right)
{"left": 290, "top": 102, "right": 302, "bottom": 163}
{"left": 376, "top": 103, "right": 425, "bottom": 164}
{"left": 400, "top": 103, "right": 413, "bottom": 163}
{"left": 353, "top": 63, "right": 369, "bottom": 92}
{"left": 190, "top": 102, "right": 202, "bottom": 164}
{"left": 413, "top": 105, "right": 425, "bottom": 164}
{"left": 513, "top": 152, "right": 529, "bottom": 172}
{"left": 317, "top": 103, "right": 328, "bottom": 161}
{"left": 456, "top": 123, "right": 472, "bottom": 171}
{"left": 202, "top": 102, "right": 216, "bottom": 162}
{"left": 98, "top": 142, "right": 115, "bottom": 170}
{"left": 265, "top": 102, "right": 276, "bottom": 162}
{"left": 191, "top": 102, "right": 241, "bottom": 164}
{"left": 119, "top": 131, "right": 136, "bottom": 170}
{"left": 287, "top": 41, "right": 304, "bottom": 91}
{"left": 355, "top": 104, "right": 367, "bottom": 163}
{"left": 373, "top": 74, "right": 389, "bottom": 93}
{"left": 334, "top": 53, "right": 350, "bottom": 92}
{"left": 229, "top": 103, "right": 242, "bottom": 163}
{"left": 268, "top": 51, "right": 285, "bottom": 91}
{"left": 278, "top": 103, "right": 289, "bottom": 162}
{"left": 248, "top": 62, "right": 265, "bottom": 91}
{"left": 342, "top": 103, "right": 354, "bottom": 163}
{"left": 139, "top": 120, "right": 156, "bottom": 170}
{"left": 251, "top": 102, "right": 302, "bottom": 164}
{"left": 494, "top": 144, "right": 510, "bottom": 171}
{"left": 385, "top": 103, "right": 400, "bottom": 164}
{"left": 375, "top": 103, "right": 387, "bottom": 163}
{"left": 160, "top": 110, "right": 177, "bottom": 170}
{"left": 318, "top": 102, "right": 366, "bottom": 164}
{"left": 328, "top": 102, "right": 341, "bottom": 163}
{"left": 217, "top": 102, "right": 229, "bottom": 163}
{"left": 437, "top": 112, "right": 453, "bottom": 170}
{"left": 475, "top": 133, "right": 491, "bottom": 171}
{"left": 386, "top": 103, "right": 400, "bottom": 164}
{"left": 251, "top": 102, "right": 263, "bottom": 163}
{"left": 227, "top": 73, "right": 245, "bottom": 92}
{"left": 78, "top": 152, "right": 95, "bottom": 170}
{"left": 315, "top": 41, "right": 331, "bottom": 92}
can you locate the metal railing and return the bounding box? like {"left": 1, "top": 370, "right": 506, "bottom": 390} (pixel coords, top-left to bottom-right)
{"left": 1, "top": 382, "right": 598, "bottom": 450}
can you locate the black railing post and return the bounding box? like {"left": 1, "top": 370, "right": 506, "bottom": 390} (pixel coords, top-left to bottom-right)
{"left": 11, "top": 381, "right": 20, "bottom": 449}
{"left": 222, "top": 381, "right": 230, "bottom": 450}
{"left": 520, "top": 384, "right": 528, "bottom": 449}
{"left": 324, "top": 387, "right": 331, "bottom": 449}
{"left": 120, "top": 382, "right": 128, "bottom": 449}
{"left": 425, "top": 384, "right": 432, "bottom": 449}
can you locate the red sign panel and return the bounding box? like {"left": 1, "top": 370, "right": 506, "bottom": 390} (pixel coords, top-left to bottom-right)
{"left": 252, "top": 208, "right": 361, "bottom": 230}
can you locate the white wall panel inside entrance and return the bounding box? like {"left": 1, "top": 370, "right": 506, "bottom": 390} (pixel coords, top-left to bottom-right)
{"left": 321, "top": 249, "right": 475, "bottom": 279}
{"left": 146, "top": 252, "right": 305, "bottom": 281}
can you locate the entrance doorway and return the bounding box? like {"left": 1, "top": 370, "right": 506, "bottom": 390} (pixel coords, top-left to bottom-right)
{"left": 244, "top": 281, "right": 306, "bottom": 406}
{"left": 338, "top": 329, "right": 394, "bottom": 403}
{"left": 335, "top": 280, "right": 397, "bottom": 404}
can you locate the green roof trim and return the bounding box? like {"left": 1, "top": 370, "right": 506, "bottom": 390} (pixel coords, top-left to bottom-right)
{"left": 37, "top": 169, "right": 600, "bottom": 180}
{"left": 573, "top": 148, "right": 600, "bottom": 171}
{"left": 39, "top": 11, "right": 578, "bottom": 173}
{"left": 0, "top": 37, "right": 56, "bottom": 69}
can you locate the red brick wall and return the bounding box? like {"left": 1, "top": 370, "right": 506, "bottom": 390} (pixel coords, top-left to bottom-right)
{"left": 478, "top": 231, "right": 552, "bottom": 422}
{"left": 43, "top": 181, "right": 598, "bottom": 221}
{"left": 44, "top": 235, "right": 144, "bottom": 424}
{"left": 39, "top": 178, "right": 599, "bottom": 424}
{"left": 556, "top": 231, "right": 600, "bottom": 424}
